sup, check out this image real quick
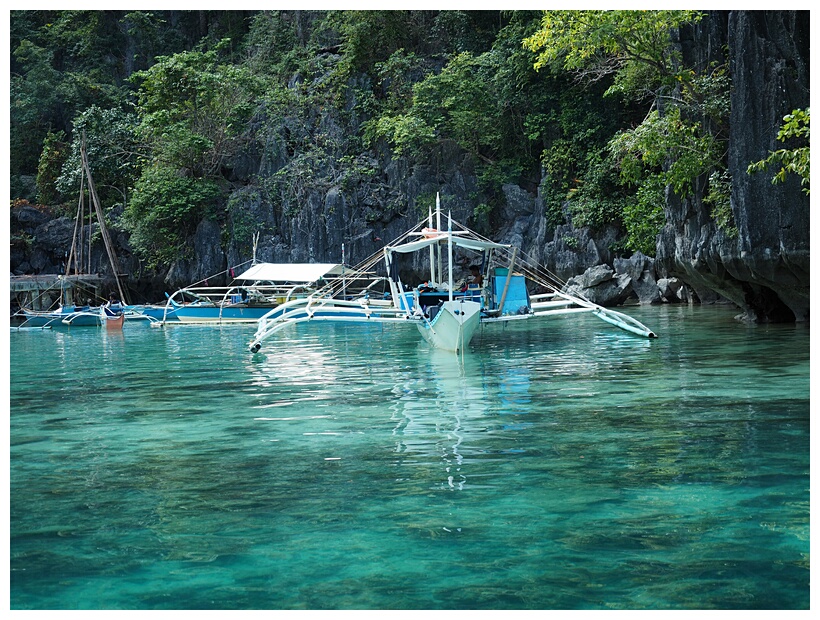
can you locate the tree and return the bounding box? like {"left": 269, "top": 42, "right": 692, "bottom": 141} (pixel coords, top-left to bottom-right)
{"left": 54, "top": 106, "right": 142, "bottom": 208}
{"left": 11, "top": 11, "right": 134, "bottom": 182}
{"left": 364, "top": 13, "right": 561, "bottom": 207}
{"left": 524, "top": 10, "right": 730, "bottom": 254}
{"left": 321, "top": 10, "right": 437, "bottom": 77}
{"left": 523, "top": 10, "right": 702, "bottom": 97}
{"left": 9, "top": 10, "right": 258, "bottom": 201}
{"left": 125, "top": 167, "right": 221, "bottom": 267}
{"left": 10, "top": 39, "right": 65, "bottom": 180}
{"left": 123, "top": 43, "right": 264, "bottom": 263}
{"left": 36, "top": 130, "right": 68, "bottom": 206}
{"left": 131, "top": 43, "right": 263, "bottom": 176}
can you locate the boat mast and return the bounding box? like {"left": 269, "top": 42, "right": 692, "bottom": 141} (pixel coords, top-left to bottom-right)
{"left": 384, "top": 247, "right": 400, "bottom": 306}
{"left": 428, "top": 207, "right": 435, "bottom": 285}
{"left": 65, "top": 172, "right": 85, "bottom": 277}
{"left": 436, "top": 194, "right": 442, "bottom": 288}
{"left": 81, "top": 131, "right": 128, "bottom": 305}
{"left": 86, "top": 184, "right": 92, "bottom": 275}
{"left": 447, "top": 211, "right": 454, "bottom": 302}
{"left": 341, "top": 242, "right": 346, "bottom": 299}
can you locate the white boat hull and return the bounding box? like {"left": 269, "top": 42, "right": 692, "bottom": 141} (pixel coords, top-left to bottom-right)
{"left": 417, "top": 299, "right": 481, "bottom": 352}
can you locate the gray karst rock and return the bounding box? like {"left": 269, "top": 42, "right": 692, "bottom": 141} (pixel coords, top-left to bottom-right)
{"left": 564, "top": 265, "right": 633, "bottom": 307}
{"left": 655, "top": 11, "right": 809, "bottom": 322}
{"left": 614, "top": 252, "right": 661, "bottom": 305}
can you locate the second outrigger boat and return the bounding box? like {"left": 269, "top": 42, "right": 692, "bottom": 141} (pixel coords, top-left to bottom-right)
{"left": 152, "top": 262, "right": 351, "bottom": 325}
{"left": 249, "top": 194, "right": 656, "bottom": 354}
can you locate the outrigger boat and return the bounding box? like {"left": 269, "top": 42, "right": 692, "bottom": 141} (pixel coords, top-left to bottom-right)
{"left": 153, "top": 262, "right": 350, "bottom": 325}
{"left": 16, "top": 305, "right": 103, "bottom": 328}
{"left": 248, "top": 194, "right": 656, "bottom": 354}
{"left": 14, "top": 303, "right": 157, "bottom": 329}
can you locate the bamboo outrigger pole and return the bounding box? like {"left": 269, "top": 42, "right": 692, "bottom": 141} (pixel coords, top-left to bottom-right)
{"left": 65, "top": 172, "right": 85, "bottom": 277}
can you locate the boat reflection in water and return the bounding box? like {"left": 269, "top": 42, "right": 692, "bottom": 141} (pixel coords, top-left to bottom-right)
{"left": 389, "top": 347, "right": 502, "bottom": 492}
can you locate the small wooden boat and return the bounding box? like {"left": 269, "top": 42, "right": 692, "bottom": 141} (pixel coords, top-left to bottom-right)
{"left": 102, "top": 304, "right": 124, "bottom": 330}
{"left": 104, "top": 313, "right": 124, "bottom": 329}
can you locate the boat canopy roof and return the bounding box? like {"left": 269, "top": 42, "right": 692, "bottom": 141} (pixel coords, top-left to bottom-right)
{"left": 387, "top": 233, "right": 510, "bottom": 255}
{"left": 235, "top": 263, "right": 346, "bottom": 283}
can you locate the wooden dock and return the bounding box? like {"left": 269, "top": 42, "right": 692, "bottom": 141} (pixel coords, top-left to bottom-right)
{"left": 11, "top": 273, "right": 104, "bottom": 311}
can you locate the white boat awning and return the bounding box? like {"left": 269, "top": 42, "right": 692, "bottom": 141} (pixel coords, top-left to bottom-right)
{"left": 235, "top": 263, "right": 346, "bottom": 283}
{"left": 387, "top": 234, "right": 510, "bottom": 254}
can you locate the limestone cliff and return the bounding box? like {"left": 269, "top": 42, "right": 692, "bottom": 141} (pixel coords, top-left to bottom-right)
{"left": 655, "top": 11, "right": 810, "bottom": 321}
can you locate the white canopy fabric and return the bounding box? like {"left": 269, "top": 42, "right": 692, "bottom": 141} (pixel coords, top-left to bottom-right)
{"left": 387, "top": 234, "right": 509, "bottom": 255}
{"left": 235, "top": 263, "right": 346, "bottom": 282}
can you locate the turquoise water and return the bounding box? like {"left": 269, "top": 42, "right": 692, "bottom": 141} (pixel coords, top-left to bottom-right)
{"left": 9, "top": 305, "right": 810, "bottom": 609}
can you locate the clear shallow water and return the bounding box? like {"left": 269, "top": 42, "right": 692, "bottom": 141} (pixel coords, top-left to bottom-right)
{"left": 9, "top": 305, "right": 809, "bottom": 609}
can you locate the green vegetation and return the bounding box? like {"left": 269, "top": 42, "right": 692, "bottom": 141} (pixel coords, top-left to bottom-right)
{"left": 524, "top": 10, "right": 735, "bottom": 250}
{"left": 10, "top": 10, "right": 787, "bottom": 267}
{"left": 55, "top": 105, "right": 142, "bottom": 210}
{"left": 125, "top": 168, "right": 221, "bottom": 267}
{"left": 748, "top": 108, "right": 810, "bottom": 195}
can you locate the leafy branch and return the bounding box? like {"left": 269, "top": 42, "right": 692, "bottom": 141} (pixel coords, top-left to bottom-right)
{"left": 747, "top": 108, "right": 810, "bottom": 195}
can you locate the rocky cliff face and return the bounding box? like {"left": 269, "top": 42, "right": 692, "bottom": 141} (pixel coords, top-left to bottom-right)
{"left": 656, "top": 11, "right": 810, "bottom": 322}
